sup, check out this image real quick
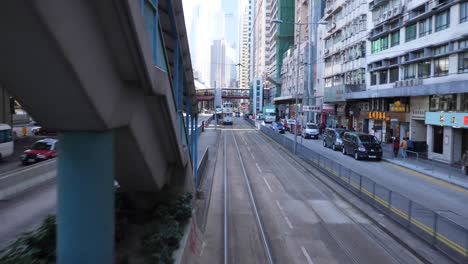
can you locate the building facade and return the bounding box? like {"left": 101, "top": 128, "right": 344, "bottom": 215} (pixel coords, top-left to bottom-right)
{"left": 210, "top": 39, "right": 227, "bottom": 88}
{"left": 356, "top": 0, "right": 468, "bottom": 163}
{"left": 239, "top": 4, "right": 251, "bottom": 90}
{"left": 319, "top": 0, "right": 367, "bottom": 129}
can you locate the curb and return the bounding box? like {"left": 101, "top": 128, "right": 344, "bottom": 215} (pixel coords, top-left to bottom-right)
{"left": 382, "top": 158, "right": 468, "bottom": 191}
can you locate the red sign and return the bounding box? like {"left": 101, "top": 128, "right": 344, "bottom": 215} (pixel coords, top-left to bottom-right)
{"left": 464, "top": 116, "right": 468, "bottom": 125}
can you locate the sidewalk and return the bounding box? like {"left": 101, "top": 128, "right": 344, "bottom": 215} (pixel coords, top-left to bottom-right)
{"left": 381, "top": 143, "right": 468, "bottom": 190}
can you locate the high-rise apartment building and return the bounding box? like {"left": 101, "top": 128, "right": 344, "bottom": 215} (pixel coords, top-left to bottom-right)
{"left": 317, "top": 0, "right": 367, "bottom": 129}
{"left": 239, "top": 4, "right": 251, "bottom": 89}
{"left": 356, "top": 0, "right": 468, "bottom": 164}
{"left": 210, "top": 39, "right": 226, "bottom": 88}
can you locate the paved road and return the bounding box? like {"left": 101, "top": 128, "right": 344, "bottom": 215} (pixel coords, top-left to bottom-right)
{"left": 277, "top": 129, "right": 468, "bottom": 228}
{"left": 0, "top": 180, "right": 56, "bottom": 249}
{"left": 0, "top": 136, "right": 44, "bottom": 174}
{"left": 197, "top": 118, "right": 429, "bottom": 263}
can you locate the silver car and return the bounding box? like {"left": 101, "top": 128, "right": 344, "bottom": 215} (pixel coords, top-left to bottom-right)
{"left": 302, "top": 123, "right": 320, "bottom": 139}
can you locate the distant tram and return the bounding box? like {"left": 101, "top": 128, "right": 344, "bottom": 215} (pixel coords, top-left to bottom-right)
{"left": 222, "top": 102, "right": 233, "bottom": 125}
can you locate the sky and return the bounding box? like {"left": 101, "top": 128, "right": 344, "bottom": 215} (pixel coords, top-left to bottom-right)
{"left": 182, "top": 0, "right": 241, "bottom": 86}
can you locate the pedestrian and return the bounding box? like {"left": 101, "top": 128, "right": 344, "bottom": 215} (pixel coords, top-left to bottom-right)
{"left": 400, "top": 137, "right": 408, "bottom": 158}
{"left": 393, "top": 138, "right": 399, "bottom": 157}
{"left": 462, "top": 150, "right": 468, "bottom": 175}
{"left": 407, "top": 137, "right": 414, "bottom": 151}
{"left": 201, "top": 121, "right": 205, "bottom": 132}
{"left": 319, "top": 123, "right": 325, "bottom": 135}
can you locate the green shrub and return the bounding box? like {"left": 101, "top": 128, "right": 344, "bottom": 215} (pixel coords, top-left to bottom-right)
{"left": 0, "top": 215, "right": 56, "bottom": 264}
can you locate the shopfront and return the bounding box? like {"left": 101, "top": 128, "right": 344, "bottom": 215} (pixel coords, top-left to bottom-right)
{"left": 359, "top": 100, "right": 410, "bottom": 143}
{"left": 425, "top": 112, "right": 468, "bottom": 164}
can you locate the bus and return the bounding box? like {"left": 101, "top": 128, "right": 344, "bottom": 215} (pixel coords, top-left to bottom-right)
{"left": 222, "top": 102, "right": 234, "bottom": 125}
{"left": 0, "top": 124, "right": 14, "bottom": 160}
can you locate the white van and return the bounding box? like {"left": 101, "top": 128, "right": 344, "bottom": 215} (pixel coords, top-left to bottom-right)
{"left": 0, "top": 124, "right": 13, "bottom": 159}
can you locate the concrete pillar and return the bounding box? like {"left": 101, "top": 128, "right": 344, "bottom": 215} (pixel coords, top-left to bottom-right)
{"left": 57, "top": 131, "right": 114, "bottom": 264}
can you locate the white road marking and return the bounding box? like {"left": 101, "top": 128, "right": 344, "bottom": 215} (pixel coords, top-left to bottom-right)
{"left": 255, "top": 163, "right": 263, "bottom": 173}
{"left": 301, "top": 246, "right": 314, "bottom": 264}
{"left": 284, "top": 216, "right": 293, "bottom": 229}
{"left": 247, "top": 146, "right": 251, "bottom": 151}
{"left": 263, "top": 177, "right": 273, "bottom": 192}
{"left": 250, "top": 152, "right": 255, "bottom": 160}
{"left": 275, "top": 200, "right": 293, "bottom": 229}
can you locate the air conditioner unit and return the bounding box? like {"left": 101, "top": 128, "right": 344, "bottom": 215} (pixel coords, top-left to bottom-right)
{"left": 394, "top": 81, "right": 400, "bottom": 87}
{"left": 325, "top": 49, "right": 330, "bottom": 55}
{"left": 393, "top": 7, "right": 399, "bottom": 16}
{"left": 429, "top": 1, "right": 438, "bottom": 9}
{"left": 382, "top": 13, "right": 387, "bottom": 20}
{"left": 331, "top": 22, "right": 336, "bottom": 29}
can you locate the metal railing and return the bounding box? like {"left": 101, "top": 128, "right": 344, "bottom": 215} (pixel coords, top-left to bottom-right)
{"left": 258, "top": 125, "right": 468, "bottom": 264}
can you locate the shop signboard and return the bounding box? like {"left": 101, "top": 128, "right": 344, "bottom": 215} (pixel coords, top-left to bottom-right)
{"left": 425, "top": 112, "right": 468, "bottom": 128}
{"left": 389, "top": 101, "right": 406, "bottom": 112}
{"left": 324, "top": 85, "right": 345, "bottom": 102}
{"left": 322, "top": 104, "right": 334, "bottom": 114}
{"left": 368, "top": 111, "right": 386, "bottom": 120}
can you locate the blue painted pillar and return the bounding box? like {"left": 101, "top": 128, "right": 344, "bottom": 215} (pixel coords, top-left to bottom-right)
{"left": 57, "top": 131, "right": 114, "bottom": 264}
{"left": 194, "top": 115, "right": 199, "bottom": 186}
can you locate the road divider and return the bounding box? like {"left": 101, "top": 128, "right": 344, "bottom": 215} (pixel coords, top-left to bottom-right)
{"left": 0, "top": 160, "right": 56, "bottom": 200}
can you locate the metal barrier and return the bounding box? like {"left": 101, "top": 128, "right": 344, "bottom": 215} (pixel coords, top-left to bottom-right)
{"left": 196, "top": 147, "right": 209, "bottom": 189}
{"left": 258, "top": 125, "right": 468, "bottom": 263}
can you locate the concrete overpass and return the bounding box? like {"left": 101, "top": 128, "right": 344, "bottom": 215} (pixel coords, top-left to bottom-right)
{"left": 0, "top": 0, "right": 197, "bottom": 262}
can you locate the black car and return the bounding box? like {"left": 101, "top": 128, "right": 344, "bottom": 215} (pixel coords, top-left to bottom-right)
{"left": 342, "top": 132, "right": 382, "bottom": 161}
{"left": 322, "top": 128, "right": 348, "bottom": 151}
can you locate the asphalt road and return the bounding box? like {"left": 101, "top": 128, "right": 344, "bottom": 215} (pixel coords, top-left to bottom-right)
{"left": 0, "top": 180, "right": 56, "bottom": 250}
{"left": 277, "top": 129, "right": 468, "bottom": 228}
{"left": 198, "top": 118, "right": 428, "bottom": 264}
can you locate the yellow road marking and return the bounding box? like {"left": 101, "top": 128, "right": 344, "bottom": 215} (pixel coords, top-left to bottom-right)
{"left": 306, "top": 156, "right": 467, "bottom": 255}
{"left": 384, "top": 161, "right": 468, "bottom": 194}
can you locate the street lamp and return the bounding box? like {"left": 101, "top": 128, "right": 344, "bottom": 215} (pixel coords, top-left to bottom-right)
{"left": 272, "top": 19, "right": 327, "bottom": 154}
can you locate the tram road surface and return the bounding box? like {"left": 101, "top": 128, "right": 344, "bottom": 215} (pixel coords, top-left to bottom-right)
{"left": 197, "top": 118, "right": 428, "bottom": 263}
{"left": 224, "top": 130, "right": 270, "bottom": 263}
{"left": 235, "top": 119, "right": 426, "bottom": 264}
{"left": 281, "top": 131, "right": 468, "bottom": 227}
{"left": 0, "top": 179, "right": 56, "bottom": 250}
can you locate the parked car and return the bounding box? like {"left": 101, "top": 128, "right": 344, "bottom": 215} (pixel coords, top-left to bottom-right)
{"left": 271, "top": 122, "right": 285, "bottom": 134}
{"left": 286, "top": 119, "right": 296, "bottom": 132}
{"left": 342, "top": 132, "right": 382, "bottom": 161}
{"left": 31, "top": 125, "right": 58, "bottom": 136}
{"left": 302, "top": 123, "right": 320, "bottom": 139}
{"left": 323, "top": 128, "right": 348, "bottom": 150}
{"left": 20, "top": 138, "right": 59, "bottom": 165}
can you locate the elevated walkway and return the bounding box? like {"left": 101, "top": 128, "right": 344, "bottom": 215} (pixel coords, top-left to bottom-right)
{"left": 0, "top": 0, "right": 197, "bottom": 262}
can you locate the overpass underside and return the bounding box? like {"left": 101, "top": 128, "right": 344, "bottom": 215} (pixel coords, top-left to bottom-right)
{"left": 0, "top": 0, "right": 197, "bottom": 262}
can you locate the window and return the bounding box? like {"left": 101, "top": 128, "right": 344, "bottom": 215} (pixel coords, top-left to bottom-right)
{"left": 371, "top": 72, "right": 377, "bottom": 85}
{"left": 381, "top": 36, "right": 389, "bottom": 50}
{"left": 434, "top": 57, "right": 449, "bottom": 76}
{"left": 404, "top": 64, "right": 416, "bottom": 79}
{"left": 389, "top": 67, "right": 399, "bottom": 82}
{"left": 0, "top": 129, "right": 12, "bottom": 143}
{"left": 419, "top": 17, "right": 432, "bottom": 37}
{"left": 405, "top": 24, "right": 417, "bottom": 42}
{"left": 433, "top": 126, "right": 443, "bottom": 154}
{"left": 391, "top": 31, "right": 400, "bottom": 47}
{"left": 379, "top": 70, "right": 388, "bottom": 84}
{"left": 461, "top": 1, "right": 468, "bottom": 23}
{"left": 435, "top": 11, "right": 450, "bottom": 32}
{"left": 372, "top": 39, "right": 380, "bottom": 53}
{"left": 460, "top": 39, "right": 468, "bottom": 49}
{"left": 434, "top": 44, "right": 449, "bottom": 55}
{"left": 418, "top": 60, "right": 431, "bottom": 78}
{"left": 458, "top": 51, "right": 468, "bottom": 72}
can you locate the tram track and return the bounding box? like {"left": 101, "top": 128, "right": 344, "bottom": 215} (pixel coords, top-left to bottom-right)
{"left": 247, "top": 122, "right": 425, "bottom": 264}
{"left": 222, "top": 120, "right": 273, "bottom": 264}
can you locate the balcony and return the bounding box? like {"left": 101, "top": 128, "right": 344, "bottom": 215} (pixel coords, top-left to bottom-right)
{"left": 369, "top": 0, "right": 390, "bottom": 11}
